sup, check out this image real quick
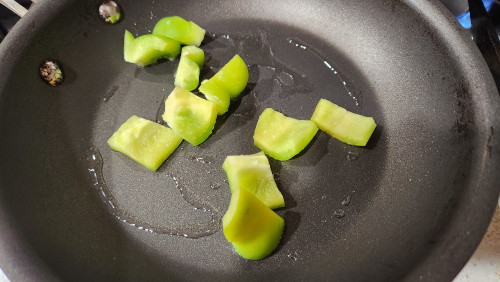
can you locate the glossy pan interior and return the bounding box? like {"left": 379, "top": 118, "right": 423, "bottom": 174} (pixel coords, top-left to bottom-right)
{"left": 0, "top": 0, "right": 499, "bottom": 281}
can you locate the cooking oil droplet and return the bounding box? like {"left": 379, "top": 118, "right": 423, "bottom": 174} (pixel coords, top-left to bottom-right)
{"left": 347, "top": 151, "right": 359, "bottom": 160}
{"left": 277, "top": 72, "right": 294, "bottom": 86}
{"left": 284, "top": 38, "right": 358, "bottom": 107}
{"left": 333, "top": 209, "right": 346, "bottom": 219}
{"left": 288, "top": 39, "right": 307, "bottom": 50}
{"left": 210, "top": 182, "right": 221, "bottom": 190}
{"left": 39, "top": 60, "right": 64, "bottom": 86}
{"left": 287, "top": 251, "right": 300, "bottom": 261}
{"left": 103, "top": 85, "right": 119, "bottom": 102}
{"left": 322, "top": 59, "right": 359, "bottom": 106}
{"left": 208, "top": 32, "right": 313, "bottom": 99}
{"left": 98, "top": 1, "right": 122, "bottom": 24}
{"left": 189, "top": 155, "right": 215, "bottom": 164}
{"left": 341, "top": 191, "right": 355, "bottom": 206}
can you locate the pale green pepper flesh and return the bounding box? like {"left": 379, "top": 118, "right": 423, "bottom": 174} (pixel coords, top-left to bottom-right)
{"left": 162, "top": 87, "right": 217, "bottom": 146}
{"left": 311, "top": 99, "right": 377, "bottom": 146}
{"left": 199, "top": 54, "right": 248, "bottom": 114}
{"left": 223, "top": 188, "right": 284, "bottom": 260}
{"left": 123, "top": 30, "right": 181, "bottom": 67}
{"left": 181, "top": 45, "right": 205, "bottom": 67}
{"left": 174, "top": 46, "right": 204, "bottom": 91}
{"left": 212, "top": 54, "right": 249, "bottom": 98}
{"left": 107, "top": 115, "right": 183, "bottom": 171}
{"left": 199, "top": 79, "right": 231, "bottom": 115}
{"left": 254, "top": 108, "right": 318, "bottom": 161}
{"left": 152, "top": 16, "right": 206, "bottom": 47}
{"left": 175, "top": 56, "right": 200, "bottom": 91}
{"left": 222, "top": 152, "right": 284, "bottom": 209}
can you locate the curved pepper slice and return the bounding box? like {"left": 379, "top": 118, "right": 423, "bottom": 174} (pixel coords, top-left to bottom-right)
{"left": 254, "top": 108, "right": 318, "bottom": 161}
{"left": 311, "top": 98, "right": 377, "bottom": 146}
{"left": 199, "top": 79, "right": 231, "bottom": 115}
{"left": 223, "top": 188, "right": 284, "bottom": 260}
{"left": 175, "top": 56, "right": 200, "bottom": 91}
{"left": 181, "top": 45, "right": 205, "bottom": 67}
{"left": 211, "top": 54, "right": 249, "bottom": 98}
{"left": 123, "top": 30, "right": 180, "bottom": 67}
{"left": 152, "top": 16, "right": 206, "bottom": 47}
{"left": 222, "top": 152, "right": 285, "bottom": 209}
{"left": 107, "top": 115, "right": 183, "bottom": 171}
{"left": 199, "top": 54, "right": 248, "bottom": 114}
{"left": 162, "top": 87, "right": 217, "bottom": 146}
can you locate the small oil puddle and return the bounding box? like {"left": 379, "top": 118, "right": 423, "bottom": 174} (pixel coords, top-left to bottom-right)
{"left": 346, "top": 146, "right": 365, "bottom": 161}
{"left": 333, "top": 209, "right": 346, "bottom": 219}
{"left": 287, "top": 251, "right": 300, "bottom": 261}
{"left": 277, "top": 72, "right": 294, "bottom": 86}
{"left": 341, "top": 191, "right": 355, "bottom": 206}
{"left": 191, "top": 156, "right": 215, "bottom": 165}
{"left": 287, "top": 38, "right": 359, "bottom": 107}
{"left": 204, "top": 31, "right": 314, "bottom": 100}
{"left": 347, "top": 151, "right": 359, "bottom": 161}
{"left": 183, "top": 151, "right": 217, "bottom": 165}
{"left": 103, "top": 85, "right": 119, "bottom": 102}
{"left": 204, "top": 31, "right": 359, "bottom": 108}
{"left": 86, "top": 146, "right": 221, "bottom": 239}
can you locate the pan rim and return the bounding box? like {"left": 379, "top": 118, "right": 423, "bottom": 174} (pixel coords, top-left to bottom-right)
{"left": 395, "top": 0, "right": 500, "bottom": 281}
{"left": 0, "top": 0, "right": 499, "bottom": 281}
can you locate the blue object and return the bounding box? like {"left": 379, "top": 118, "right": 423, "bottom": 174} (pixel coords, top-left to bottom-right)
{"left": 457, "top": 0, "right": 494, "bottom": 28}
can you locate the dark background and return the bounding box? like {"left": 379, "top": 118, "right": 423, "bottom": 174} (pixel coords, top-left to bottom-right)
{"left": 0, "top": 0, "right": 31, "bottom": 41}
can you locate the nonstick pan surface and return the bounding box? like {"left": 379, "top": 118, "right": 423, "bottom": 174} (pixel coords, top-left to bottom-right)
{"left": 0, "top": 0, "right": 500, "bottom": 281}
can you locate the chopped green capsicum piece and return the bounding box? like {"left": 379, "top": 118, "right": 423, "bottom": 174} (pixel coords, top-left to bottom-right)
{"left": 152, "top": 16, "right": 206, "bottom": 47}
{"left": 174, "top": 46, "right": 204, "bottom": 91}
{"left": 311, "top": 99, "right": 377, "bottom": 146}
{"left": 223, "top": 188, "right": 284, "bottom": 260}
{"left": 181, "top": 45, "right": 204, "bottom": 67}
{"left": 162, "top": 86, "right": 217, "bottom": 146}
{"left": 107, "top": 115, "right": 183, "bottom": 171}
{"left": 254, "top": 108, "right": 318, "bottom": 161}
{"left": 175, "top": 56, "right": 200, "bottom": 91}
{"left": 199, "top": 79, "right": 231, "bottom": 115}
{"left": 123, "top": 30, "right": 181, "bottom": 67}
{"left": 212, "top": 54, "right": 249, "bottom": 98}
{"left": 223, "top": 152, "right": 285, "bottom": 209}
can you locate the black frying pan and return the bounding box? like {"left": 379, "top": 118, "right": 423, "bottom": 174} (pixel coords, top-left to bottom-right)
{"left": 1, "top": 0, "right": 500, "bottom": 281}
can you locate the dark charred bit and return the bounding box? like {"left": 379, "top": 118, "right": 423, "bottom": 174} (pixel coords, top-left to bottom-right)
{"left": 98, "top": 1, "right": 122, "bottom": 24}
{"left": 39, "top": 60, "right": 64, "bottom": 87}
